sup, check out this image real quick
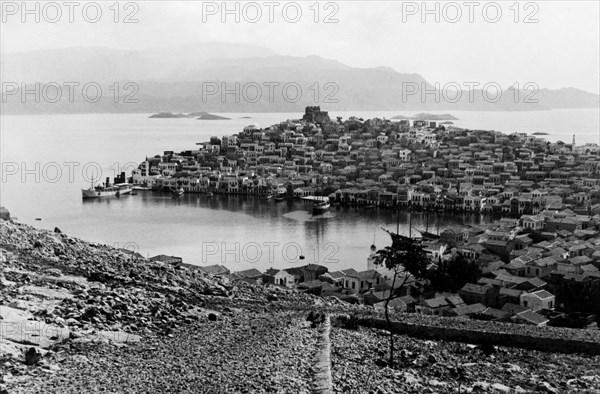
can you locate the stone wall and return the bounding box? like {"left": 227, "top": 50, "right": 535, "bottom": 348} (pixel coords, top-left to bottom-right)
{"left": 359, "top": 318, "right": 600, "bottom": 356}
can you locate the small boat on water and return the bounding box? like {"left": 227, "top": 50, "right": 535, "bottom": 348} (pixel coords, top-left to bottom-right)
{"left": 312, "top": 199, "right": 331, "bottom": 215}
{"left": 171, "top": 187, "right": 184, "bottom": 198}
{"left": 275, "top": 194, "right": 286, "bottom": 202}
{"left": 206, "top": 192, "right": 214, "bottom": 197}
{"left": 82, "top": 181, "right": 132, "bottom": 199}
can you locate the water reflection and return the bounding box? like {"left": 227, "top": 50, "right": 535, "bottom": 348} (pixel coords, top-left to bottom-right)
{"left": 65, "top": 191, "right": 496, "bottom": 271}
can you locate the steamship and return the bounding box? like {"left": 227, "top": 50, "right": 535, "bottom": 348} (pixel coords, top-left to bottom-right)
{"left": 81, "top": 175, "right": 133, "bottom": 199}
{"left": 312, "top": 199, "right": 330, "bottom": 215}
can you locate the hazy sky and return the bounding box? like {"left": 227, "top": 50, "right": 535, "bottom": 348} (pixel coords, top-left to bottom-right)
{"left": 2, "top": 1, "right": 599, "bottom": 93}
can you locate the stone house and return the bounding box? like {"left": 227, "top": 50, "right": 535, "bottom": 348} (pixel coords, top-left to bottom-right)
{"left": 416, "top": 296, "right": 451, "bottom": 316}
{"left": 459, "top": 283, "right": 498, "bottom": 307}
{"left": 521, "top": 215, "right": 545, "bottom": 231}
{"left": 197, "top": 264, "right": 231, "bottom": 276}
{"left": 520, "top": 290, "right": 555, "bottom": 312}
{"left": 373, "top": 295, "right": 416, "bottom": 313}
{"left": 263, "top": 268, "right": 296, "bottom": 288}
{"left": 149, "top": 254, "right": 183, "bottom": 265}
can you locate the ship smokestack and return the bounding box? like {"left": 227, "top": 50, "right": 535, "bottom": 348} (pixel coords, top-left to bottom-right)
{"left": 106, "top": 177, "right": 110, "bottom": 187}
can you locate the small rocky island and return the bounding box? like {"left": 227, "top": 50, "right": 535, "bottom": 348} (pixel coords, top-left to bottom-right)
{"left": 148, "top": 112, "right": 190, "bottom": 118}
{"left": 197, "top": 113, "right": 230, "bottom": 120}
{"left": 149, "top": 112, "right": 230, "bottom": 120}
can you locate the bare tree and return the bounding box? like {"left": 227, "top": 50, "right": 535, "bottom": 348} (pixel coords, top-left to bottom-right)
{"left": 374, "top": 230, "right": 430, "bottom": 366}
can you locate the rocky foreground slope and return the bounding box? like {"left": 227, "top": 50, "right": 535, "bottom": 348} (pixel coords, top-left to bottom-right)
{"left": 2, "top": 220, "right": 600, "bottom": 393}
{"left": 0, "top": 220, "right": 336, "bottom": 393}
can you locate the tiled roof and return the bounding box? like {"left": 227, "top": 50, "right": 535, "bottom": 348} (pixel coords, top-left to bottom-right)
{"left": 423, "top": 296, "right": 449, "bottom": 308}
{"left": 502, "top": 303, "right": 530, "bottom": 315}
{"left": 452, "top": 303, "right": 486, "bottom": 316}
{"left": 526, "top": 277, "right": 547, "bottom": 287}
{"left": 499, "top": 287, "right": 523, "bottom": 297}
{"left": 517, "top": 310, "right": 548, "bottom": 325}
{"left": 460, "top": 283, "right": 490, "bottom": 295}
{"left": 527, "top": 290, "right": 554, "bottom": 299}
{"left": 237, "top": 268, "right": 263, "bottom": 278}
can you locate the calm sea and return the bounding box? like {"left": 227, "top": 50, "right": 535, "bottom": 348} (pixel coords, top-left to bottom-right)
{"left": 1, "top": 109, "right": 598, "bottom": 272}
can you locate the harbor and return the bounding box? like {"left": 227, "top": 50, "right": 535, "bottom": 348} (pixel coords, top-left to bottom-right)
{"left": 2, "top": 108, "right": 599, "bottom": 272}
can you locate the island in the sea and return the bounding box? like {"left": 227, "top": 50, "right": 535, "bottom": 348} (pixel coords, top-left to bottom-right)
{"left": 149, "top": 112, "right": 230, "bottom": 120}
{"left": 197, "top": 113, "right": 230, "bottom": 120}
{"left": 532, "top": 132, "right": 550, "bottom": 136}
{"left": 149, "top": 112, "right": 190, "bottom": 118}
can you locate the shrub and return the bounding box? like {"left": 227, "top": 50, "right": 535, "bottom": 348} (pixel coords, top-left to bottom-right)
{"left": 333, "top": 314, "right": 360, "bottom": 330}
{"left": 306, "top": 310, "right": 326, "bottom": 328}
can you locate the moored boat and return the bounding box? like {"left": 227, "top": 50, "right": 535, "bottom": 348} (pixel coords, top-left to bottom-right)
{"left": 312, "top": 199, "right": 330, "bottom": 215}
{"left": 171, "top": 187, "right": 184, "bottom": 197}
{"left": 82, "top": 182, "right": 132, "bottom": 199}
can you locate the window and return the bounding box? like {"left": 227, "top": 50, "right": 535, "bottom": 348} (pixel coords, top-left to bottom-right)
{"left": 523, "top": 301, "right": 528, "bottom": 307}
{"left": 352, "top": 282, "right": 355, "bottom": 289}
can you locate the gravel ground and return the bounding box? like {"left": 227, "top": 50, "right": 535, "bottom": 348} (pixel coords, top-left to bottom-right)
{"left": 330, "top": 326, "right": 600, "bottom": 394}
{"left": 4, "top": 309, "right": 320, "bottom": 394}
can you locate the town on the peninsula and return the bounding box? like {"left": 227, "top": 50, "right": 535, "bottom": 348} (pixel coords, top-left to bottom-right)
{"left": 108, "top": 106, "right": 600, "bottom": 329}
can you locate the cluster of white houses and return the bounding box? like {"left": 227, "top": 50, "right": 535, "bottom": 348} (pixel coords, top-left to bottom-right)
{"left": 130, "top": 107, "right": 600, "bottom": 215}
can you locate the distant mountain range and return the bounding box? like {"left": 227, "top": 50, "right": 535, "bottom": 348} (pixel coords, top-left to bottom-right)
{"left": 1, "top": 43, "right": 598, "bottom": 114}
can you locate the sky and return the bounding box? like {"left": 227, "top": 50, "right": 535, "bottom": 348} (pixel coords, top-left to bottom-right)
{"left": 1, "top": 0, "right": 599, "bottom": 93}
